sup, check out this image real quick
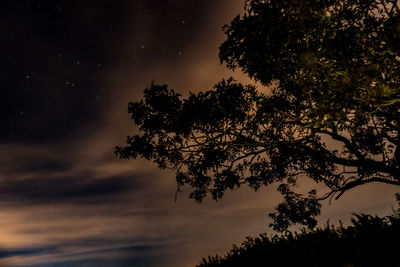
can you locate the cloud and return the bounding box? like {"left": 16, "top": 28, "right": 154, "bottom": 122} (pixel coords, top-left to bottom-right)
{"left": 0, "top": 246, "right": 58, "bottom": 259}
{"left": 0, "top": 241, "right": 165, "bottom": 267}
{"left": 0, "top": 174, "right": 137, "bottom": 204}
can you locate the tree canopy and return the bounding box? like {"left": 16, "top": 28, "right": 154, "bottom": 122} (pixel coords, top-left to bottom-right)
{"left": 116, "top": 0, "right": 400, "bottom": 231}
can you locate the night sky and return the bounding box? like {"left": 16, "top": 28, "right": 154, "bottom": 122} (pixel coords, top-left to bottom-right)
{"left": 0, "top": 1, "right": 399, "bottom": 266}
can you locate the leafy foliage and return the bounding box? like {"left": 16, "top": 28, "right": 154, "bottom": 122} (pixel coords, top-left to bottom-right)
{"left": 198, "top": 194, "right": 400, "bottom": 267}
{"left": 116, "top": 0, "right": 400, "bottom": 231}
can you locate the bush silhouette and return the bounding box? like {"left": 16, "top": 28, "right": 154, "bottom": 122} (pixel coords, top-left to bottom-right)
{"left": 198, "top": 195, "right": 400, "bottom": 267}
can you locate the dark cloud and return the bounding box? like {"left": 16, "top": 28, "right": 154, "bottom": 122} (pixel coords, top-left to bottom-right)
{"left": 21, "top": 159, "right": 72, "bottom": 174}
{"left": 0, "top": 174, "right": 138, "bottom": 204}
{"left": 0, "top": 242, "right": 164, "bottom": 267}
{"left": 0, "top": 246, "right": 58, "bottom": 259}
{"left": 0, "top": 144, "right": 77, "bottom": 183}
{"left": 29, "top": 257, "right": 159, "bottom": 267}
{"left": 3, "top": 158, "right": 72, "bottom": 175}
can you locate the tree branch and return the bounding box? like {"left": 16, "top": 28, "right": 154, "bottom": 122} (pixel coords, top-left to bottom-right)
{"left": 336, "top": 176, "right": 400, "bottom": 199}
{"left": 317, "top": 129, "right": 365, "bottom": 160}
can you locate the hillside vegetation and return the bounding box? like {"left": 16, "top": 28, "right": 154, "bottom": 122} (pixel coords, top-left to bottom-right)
{"left": 198, "top": 195, "right": 400, "bottom": 267}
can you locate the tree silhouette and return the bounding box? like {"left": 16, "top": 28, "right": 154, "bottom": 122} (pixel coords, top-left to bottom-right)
{"left": 116, "top": 0, "right": 400, "bottom": 231}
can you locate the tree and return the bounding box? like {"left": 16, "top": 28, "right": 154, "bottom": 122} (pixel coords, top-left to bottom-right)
{"left": 116, "top": 0, "right": 400, "bottom": 231}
